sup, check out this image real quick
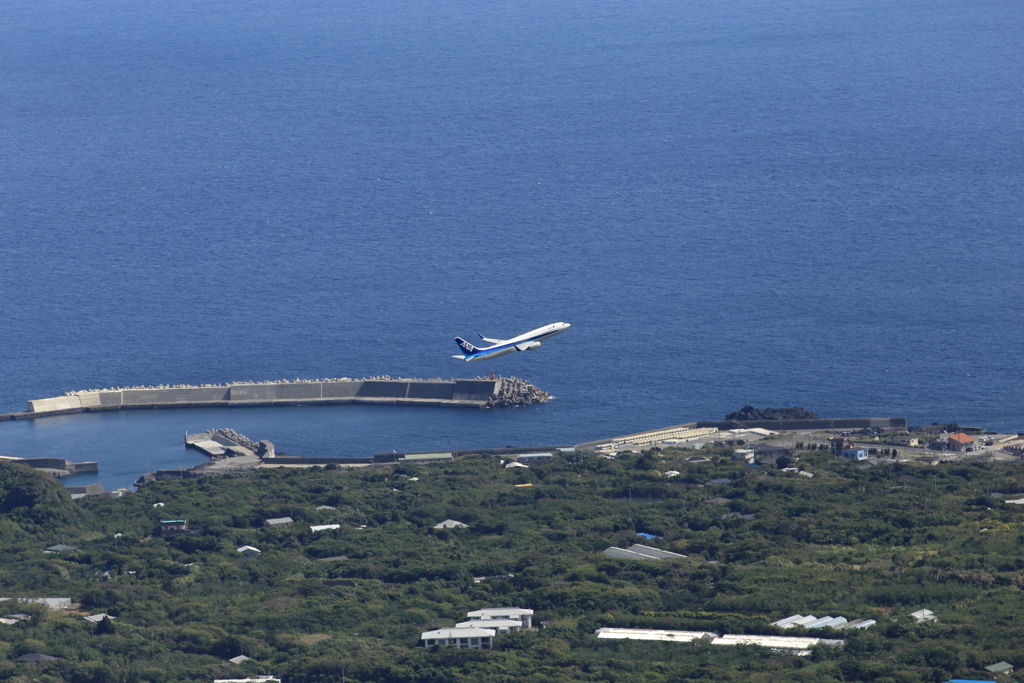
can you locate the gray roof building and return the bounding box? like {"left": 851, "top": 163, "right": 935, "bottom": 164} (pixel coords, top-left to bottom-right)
{"left": 602, "top": 545, "right": 686, "bottom": 562}
{"left": 45, "top": 544, "right": 78, "bottom": 552}
{"left": 14, "top": 653, "right": 59, "bottom": 662}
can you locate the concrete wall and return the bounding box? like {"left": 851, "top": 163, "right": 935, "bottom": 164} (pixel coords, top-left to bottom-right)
{"left": 99, "top": 392, "right": 123, "bottom": 406}
{"left": 453, "top": 380, "right": 498, "bottom": 401}
{"left": 119, "top": 387, "right": 231, "bottom": 405}
{"left": 27, "top": 396, "right": 82, "bottom": 412}
{"left": 357, "top": 381, "right": 410, "bottom": 399}
{"left": 28, "top": 379, "right": 500, "bottom": 413}
{"left": 229, "top": 385, "right": 277, "bottom": 401}
{"left": 276, "top": 383, "right": 322, "bottom": 400}
{"left": 78, "top": 393, "right": 102, "bottom": 408}
{"left": 408, "top": 382, "right": 457, "bottom": 400}
{"left": 322, "top": 381, "right": 361, "bottom": 398}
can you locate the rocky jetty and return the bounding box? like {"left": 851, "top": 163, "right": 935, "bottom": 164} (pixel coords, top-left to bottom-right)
{"left": 488, "top": 376, "right": 550, "bottom": 409}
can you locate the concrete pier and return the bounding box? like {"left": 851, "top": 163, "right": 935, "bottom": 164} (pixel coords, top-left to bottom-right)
{"left": 1, "top": 376, "right": 549, "bottom": 421}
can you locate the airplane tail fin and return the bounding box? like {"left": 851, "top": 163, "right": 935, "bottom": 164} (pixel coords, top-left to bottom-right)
{"left": 455, "top": 337, "right": 478, "bottom": 356}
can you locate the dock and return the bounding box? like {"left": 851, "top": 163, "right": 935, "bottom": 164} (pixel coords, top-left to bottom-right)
{"left": 1, "top": 376, "right": 549, "bottom": 421}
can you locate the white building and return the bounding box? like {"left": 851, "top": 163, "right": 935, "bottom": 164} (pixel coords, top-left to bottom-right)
{"left": 711, "top": 634, "right": 843, "bottom": 656}
{"left": 465, "top": 607, "right": 534, "bottom": 629}
{"left": 595, "top": 628, "right": 717, "bottom": 643}
{"left": 455, "top": 619, "right": 523, "bottom": 633}
{"left": 420, "top": 627, "right": 495, "bottom": 649}
{"left": 433, "top": 519, "right": 469, "bottom": 530}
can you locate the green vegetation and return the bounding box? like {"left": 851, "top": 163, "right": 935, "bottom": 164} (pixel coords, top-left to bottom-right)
{"left": 1, "top": 446, "right": 1024, "bottom": 682}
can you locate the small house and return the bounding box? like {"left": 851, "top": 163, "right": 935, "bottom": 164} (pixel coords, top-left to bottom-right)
{"left": 829, "top": 437, "right": 851, "bottom": 454}
{"left": 894, "top": 437, "right": 919, "bottom": 447}
{"left": 947, "top": 433, "right": 975, "bottom": 452}
{"left": 263, "top": 517, "right": 293, "bottom": 528}
{"left": 706, "top": 478, "right": 732, "bottom": 486}
{"left": 754, "top": 445, "right": 791, "bottom": 459}
{"left": 158, "top": 519, "right": 189, "bottom": 535}
{"left": 984, "top": 662, "right": 1014, "bottom": 674}
{"left": 83, "top": 613, "right": 115, "bottom": 624}
{"left": 236, "top": 545, "right": 261, "bottom": 558}
{"left": 841, "top": 449, "right": 869, "bottom": 461}
{"left": 732, "top": 449, "right": 755, "bottom": 462}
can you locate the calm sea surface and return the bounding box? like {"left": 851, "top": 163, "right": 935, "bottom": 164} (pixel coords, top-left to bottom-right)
{"left": 1, "top": 0, "right": 1022, "bottom": 489}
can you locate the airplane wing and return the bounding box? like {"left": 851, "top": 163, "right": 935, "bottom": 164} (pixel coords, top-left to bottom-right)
{"left": 478, "top": 333, "right": 507, "bottom": 344}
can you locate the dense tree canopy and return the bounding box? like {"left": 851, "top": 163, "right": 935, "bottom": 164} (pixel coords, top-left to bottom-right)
{"left": 0, "top": 446, "right": 1022, "bottom": 682}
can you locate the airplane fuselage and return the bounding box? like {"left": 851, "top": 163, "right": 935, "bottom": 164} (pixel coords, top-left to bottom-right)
{"left": 453, "top": 322, "right": 571, "bottom": 362}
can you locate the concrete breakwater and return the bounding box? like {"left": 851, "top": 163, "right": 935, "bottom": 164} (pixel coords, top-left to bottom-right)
{"left": 3, "top": 376, "right": 549, "bottom": 420}
{"left": 0, "top": 456, "right": 99, "bottom": 478}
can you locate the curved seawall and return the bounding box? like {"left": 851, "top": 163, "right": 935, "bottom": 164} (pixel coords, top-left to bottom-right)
{"left": 1, "top": 376, "right": 549, "bottom": 421}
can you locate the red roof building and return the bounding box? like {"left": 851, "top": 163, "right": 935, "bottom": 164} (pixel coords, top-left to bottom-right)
{"left": 947, "top": 433, "right": 975, "bottom": 452}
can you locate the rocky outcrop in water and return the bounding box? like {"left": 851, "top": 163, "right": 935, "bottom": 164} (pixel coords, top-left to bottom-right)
{"left": 726, "top": 406, "right": 820, "bottom": 421}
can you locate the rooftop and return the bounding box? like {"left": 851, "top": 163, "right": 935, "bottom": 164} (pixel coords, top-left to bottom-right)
{"left": 433, "top": 519, "right": 469, "bottom": 529}
{"left": 467, "top": 608, "right": 534, "bottom": 617}
{"left": 421, "top": 627, "right": 496, "bottom": 639}
{"left": 596, "top": 628, "right": 716, "bottom": 643}
{"left": 264, "top": 517, "right": 293, "bottom": 525}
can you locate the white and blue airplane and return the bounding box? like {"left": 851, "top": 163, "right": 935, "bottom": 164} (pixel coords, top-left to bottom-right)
{"left": 453, "top": 322, "right": 571, "bottom": 362}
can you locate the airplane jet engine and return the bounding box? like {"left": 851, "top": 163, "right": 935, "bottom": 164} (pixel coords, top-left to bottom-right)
{"left": 515, "top": 341, "right": 542, "bottom": 351}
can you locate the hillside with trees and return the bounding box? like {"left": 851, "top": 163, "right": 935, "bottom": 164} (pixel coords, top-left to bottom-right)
{"left": 0, "top": 446, "right": 1022, "bottom": 682}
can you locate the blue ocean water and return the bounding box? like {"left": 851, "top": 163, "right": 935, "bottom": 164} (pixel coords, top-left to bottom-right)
{"left": 1, "top": 0, "right": 1022, "bottom": 489}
